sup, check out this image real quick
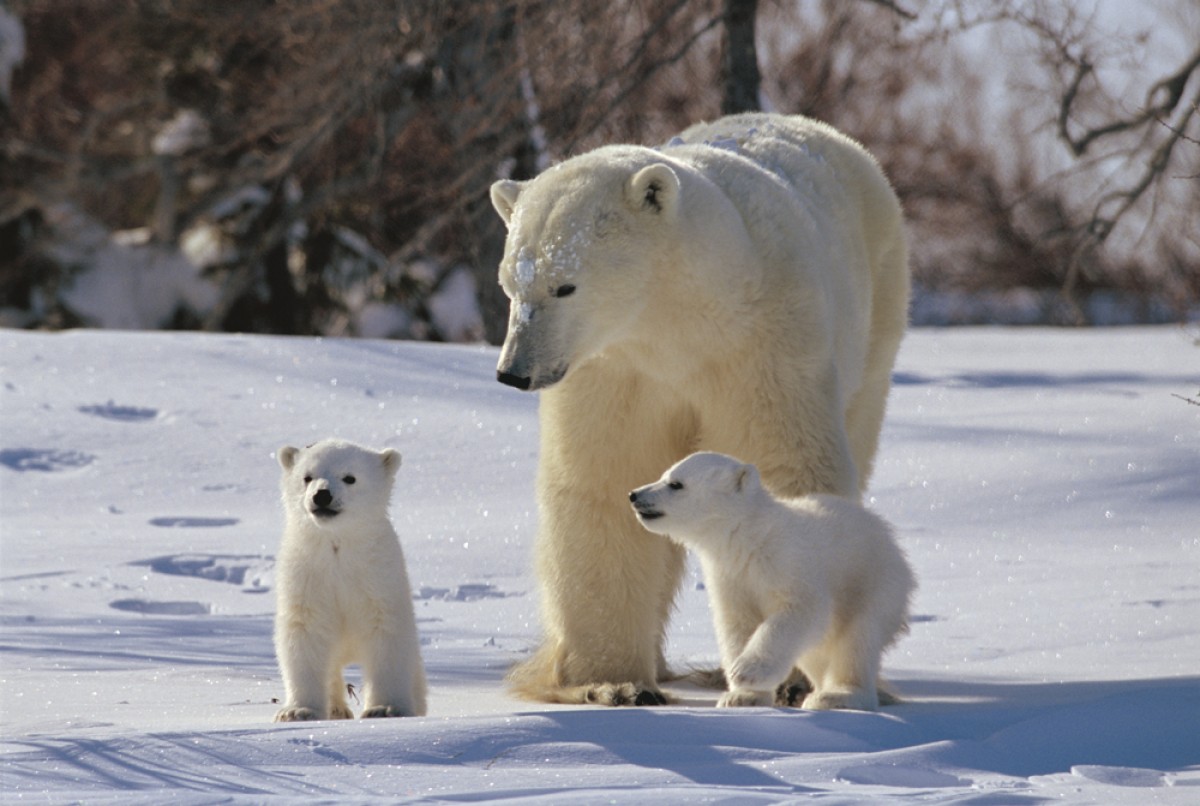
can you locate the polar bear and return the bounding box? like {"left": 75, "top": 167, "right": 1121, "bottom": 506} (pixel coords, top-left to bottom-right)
{"left": 490, "top": 112, "right": 909, "bottom": 705}
{"left": 273, "top": 439, "right": 427, "bottom": 721}
{"left": 630, "top": 452, "right": 914, "bottom": 711}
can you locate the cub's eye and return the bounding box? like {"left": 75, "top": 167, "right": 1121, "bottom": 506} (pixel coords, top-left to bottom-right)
{"left": 668, "top": 480, "right": 684, "bottom": 490}
{"left": 303, "top": 475, "right": 312, "bottom": 484}
{"left": 553, "top": 284, "right": 576, "bottom": 298}
{"left": 343, "top": 475, "right": 356, "bottom": 485}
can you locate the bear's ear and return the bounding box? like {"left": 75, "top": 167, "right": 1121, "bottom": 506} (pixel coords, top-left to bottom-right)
{"left": 734, "top": 463, "right": 758, "bottom": 493}
{"left": 490, "top": 180, "right": 524, "bottom": 225}
{"left": 380, "top": 448, "right": 402, "bottom": 477}
{"left": 628, "top": 163, "right": 679, "bottom": 215}
{"left": 278, "top": 446, "right": 299, "bottom": 471}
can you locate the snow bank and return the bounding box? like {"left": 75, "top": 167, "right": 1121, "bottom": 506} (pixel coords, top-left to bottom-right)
{"left": 1, "top": 327, "right": 1197, "bottom": 802}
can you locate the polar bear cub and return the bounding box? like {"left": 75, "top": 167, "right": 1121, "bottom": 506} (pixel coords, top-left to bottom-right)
{"left": 630, "top": 452, "right": 914, "bottom": 711}
{"left": 273, "top": 439, "right": 427, "bottom": 721}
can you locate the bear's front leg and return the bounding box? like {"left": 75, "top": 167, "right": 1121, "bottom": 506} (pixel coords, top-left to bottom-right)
{"left": 515, "top": 496, "right": 684, "bottom": 706}
{"left": 274, "top": 622, "right": 334, "bottom": 722}
{"left": 507, "top": 373, "right": 690, "bottom": 706}
{"left": 726, "top": 605, "right": 827, "bottom": 697}
{"left": 359, "top": 626, "right": 427, "bottom": 718}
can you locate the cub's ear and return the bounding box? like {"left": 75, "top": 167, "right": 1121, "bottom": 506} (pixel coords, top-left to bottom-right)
{"left": 627, "top": 163, "right": 680, "bottom": 215}
{"left": 734, "top": 463, "right": 759, "bottom": 493}
{"left": 278, "top": 446, "right": 300, "bottom": 471}
{"left": 490, "top": 180, "right": 524, "bottom": 225}
{"left": 380, "top": 448, "right": 402, "bottom": 477}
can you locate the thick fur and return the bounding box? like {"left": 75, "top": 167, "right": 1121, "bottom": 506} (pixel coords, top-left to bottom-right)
{"left": 631, "top": 452, "right": 914, "bottom": 710}
{"left": 490, "top": 113, "right": 910, "bottom": 705}
{"left": 273, "top": 439, "right": 427, "bottom": 721}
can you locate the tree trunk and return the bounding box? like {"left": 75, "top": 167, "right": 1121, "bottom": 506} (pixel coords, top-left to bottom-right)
{"left": 721, "top": 0, "right": 760, "bottom": 115}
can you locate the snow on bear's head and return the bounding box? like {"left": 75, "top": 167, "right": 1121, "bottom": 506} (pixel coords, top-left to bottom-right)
{"left": 277, "top": 439, "right": 400, "bottom": 530}
{"left": 490, "top": 147, "right": 682, "bottom": 391}
{"left": 629, "top": 452, "right": 763, "bottom": 546}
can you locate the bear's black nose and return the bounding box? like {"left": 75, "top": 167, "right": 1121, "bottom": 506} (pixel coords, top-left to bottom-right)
{"left": 629, "top": 491, "right": 639, "bottom": 502}
{"left": 497, "top": 371, "right": 532, "bottom": 390}
{"left": 313, "top": 489, "right": 333, "bottom": 507}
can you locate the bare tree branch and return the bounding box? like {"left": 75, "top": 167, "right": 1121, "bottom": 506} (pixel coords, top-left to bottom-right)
{"left": 861, "top": 0, "right": 917, "bottom": 21}
{"left": 1060, "top": 47, "right": 1200, "bottom": 157}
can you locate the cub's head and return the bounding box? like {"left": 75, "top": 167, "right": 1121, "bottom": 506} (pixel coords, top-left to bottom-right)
{"left": 628, "top": 452, "right": 761, "bottom": 545}
{"left": 277, "top": 439, "right": 400, "bottom": 529}
{"left": 490, "top": 147, "right": 682, "bottom": 392}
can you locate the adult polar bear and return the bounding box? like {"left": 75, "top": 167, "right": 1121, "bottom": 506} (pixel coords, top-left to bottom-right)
{"left": 490, "top": 113, "right": 909, "bottom": 705}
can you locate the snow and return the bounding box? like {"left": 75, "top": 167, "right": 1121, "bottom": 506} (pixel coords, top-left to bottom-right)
{"left": 514, "top": 246, "right": 537, "bottom": 294}
{"left": 42, "top": 204, "right": 219, "bottom": 330}
{"left": 427, "top": 266, "right": 485, "bottom": 342}
{"left": 1, "top": 326, "right": 1198, "bottom": 803}
{"left": 152, "top": 110, "right": 211, "bottom": 157}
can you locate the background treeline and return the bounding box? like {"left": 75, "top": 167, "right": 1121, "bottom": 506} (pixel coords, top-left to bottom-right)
{"left": 1, "top": 0, "right": 1197, "bottom": 338}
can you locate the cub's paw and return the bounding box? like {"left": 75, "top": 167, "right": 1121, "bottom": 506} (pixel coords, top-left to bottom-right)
{"left": 361, "top": 704, "right": 416, "bottom": 719}
{"left": 274, "top": 706, "right": 320, "bottom": 722}
{"left": 727, "top": 655, "right": 784, "bottom": 692}
{"left": 584, "top": 683, "right": 669, "bottom": 707}
{"left": 802, "top": 689, "right": 877, "bottom": 712}
{"left": 774, "top": 669, "right": 813, "bottom": 706}
{"left": 717, "top": 688, "right": 773, "bottom": 708}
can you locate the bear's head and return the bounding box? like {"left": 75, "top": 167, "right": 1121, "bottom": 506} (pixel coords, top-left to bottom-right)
{"left": 277, "top": 439, "right": 400, "bottom": 530}
{"left": 490, "top": 149, "right": 682, "bottom": 391}
{"left": 629, "top": 451, "right": 762, "bottom": 546}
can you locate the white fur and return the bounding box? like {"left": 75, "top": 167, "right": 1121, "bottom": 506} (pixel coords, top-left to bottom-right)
{"left": 490, "top": 113, "right": 910, "bottom": 705}
{"left": 631, "top": 452, "right": 914, "bottom": 711}
{"left": 273, "top": 439, "right": 427, "bottom": 721}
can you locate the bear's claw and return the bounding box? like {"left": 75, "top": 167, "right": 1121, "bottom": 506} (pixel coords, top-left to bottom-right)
{"left": 583, "top": 683, "right": 669, "bottom": 707}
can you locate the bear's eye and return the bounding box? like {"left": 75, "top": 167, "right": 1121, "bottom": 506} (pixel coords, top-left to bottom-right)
{"left": 303, "top": 475, "right": 312, "bottom": 484}
{"left": 668, "top": 480, "right": 684, "bottom": 491}
{"left": 553, "top": 284, "right": 576, "bottom": 298}
{"left": 342, "top": 475, "right": 356, "bottom": 485}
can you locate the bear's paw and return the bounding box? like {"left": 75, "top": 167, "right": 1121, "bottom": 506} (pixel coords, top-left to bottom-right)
{"left": 361, "top": 704, "right": 416, "bottom": 719}
{"left": 717, "top": 689, "right": 773, "bottom": 708}
{"left": 274, "top": 706, "right": 320, "bottom": 722}
{"left": 801, "top": 689, "right": 877, "bottom": 711}
{"left": 583, "top": 682, "right": 668, "bottom": 707}
{"left": 727, "top": 654, "right": 789, "bottom": 692}
{"left": 774, "top": 669, "right": 814, "bottom": 706}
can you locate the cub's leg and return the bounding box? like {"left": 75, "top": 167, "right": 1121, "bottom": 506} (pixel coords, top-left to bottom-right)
{"left": 710, "top": 595, "right": 772, "bottom": 708}
{"left": 327, "top": 670, "right": 353, "bottom": 720}
{"left": 801, "top": 615, "right": 883, "bottom": 711}
{"left": 274, "top": 627, "right": 334, "bottom": 722}
{"left": 723, "top": 604, "right": 829, "bottom": 707}
{"left": 360, "top": 630, "right": 426, "bottom": 718}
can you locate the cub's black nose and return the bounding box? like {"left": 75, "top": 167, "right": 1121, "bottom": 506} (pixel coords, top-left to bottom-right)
{"left": 497, "top": 371, "right": 532, "bottom": 390}
{"left": 313, "top": 489, "right": 333, "bottom": 507}
{"left": 629, "top": 491, "right": 639, "bottom": 502}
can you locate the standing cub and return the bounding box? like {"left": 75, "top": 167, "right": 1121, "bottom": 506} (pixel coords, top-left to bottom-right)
{"left": 273, "top": 439, "right": 427, "bottom": 721}
{"left": 630, "top": 452, "right": 914, "bottom": 711}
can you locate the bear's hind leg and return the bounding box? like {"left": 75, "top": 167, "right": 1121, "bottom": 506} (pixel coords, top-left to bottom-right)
{"left": 801, "top": 617, "right": 884, "bottom": 711}
{"left": 844, "top": 231, "right": 908, "bottom": 495}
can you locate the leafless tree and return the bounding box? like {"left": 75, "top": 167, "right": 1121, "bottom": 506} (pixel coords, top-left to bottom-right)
{"left": 3, "top": 0, "right": 1194, "bottom": 335}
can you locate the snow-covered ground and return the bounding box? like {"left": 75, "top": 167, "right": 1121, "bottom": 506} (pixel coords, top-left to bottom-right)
{"left": 1, "top": 326, "right": 1198, "bottom": 803}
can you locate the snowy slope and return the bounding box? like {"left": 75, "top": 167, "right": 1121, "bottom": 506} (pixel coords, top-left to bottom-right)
{"left": 1, "top": 327, "right": 1198, "bottom": 803}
